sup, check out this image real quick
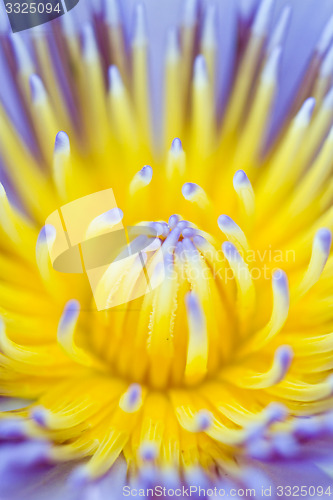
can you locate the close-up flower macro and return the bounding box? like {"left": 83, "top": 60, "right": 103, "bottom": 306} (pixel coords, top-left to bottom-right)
{"left": 0, "top": 0, "right": 333, "bottom": 498}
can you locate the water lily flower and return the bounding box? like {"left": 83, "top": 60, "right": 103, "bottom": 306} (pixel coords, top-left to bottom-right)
{"left": 0, "top": 0, "right": 332, "bottom": 498}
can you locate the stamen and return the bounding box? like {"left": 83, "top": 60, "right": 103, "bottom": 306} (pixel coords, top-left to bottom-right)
{"left": 313, "top": 44, "right": 333, "bottom": 105}
{"left": 29, "top": 74, "right": 59, "bottom": 163}
{"left": 166, "top": 138, "right": 186, "bottom": 179}
{"left": 264, "top": 402, "right": 289, "bottom": 425}
{"left": 294, "top": 97, "right": 316, "bottom": 128}
{"left": 61, "top": 5, "right": 77, "bottom": 38}
{"left": 181, "top": 409, "right": 213, "bottom": 433}
{"left": 30, "top": 406, "right": 48, "bottom": 427}
{"left": 245, "top": 270, "right": 289, "bottom": 352}
{"left": 256, "top": 98, "right": 315, "bottom": 207}
{"left": 168, "top": 214, "right": 181, "bottom": 230}
{"left": 182, "top": 182, "right": 210, "bottom": 209}
{"left": 193, "top": 410, "right": 213, "bottom": 432}
{"left": 166, "top": 27, "right": 180, "bottom": 63}
{"left": 317, "top": 14, "right": 333, "bottom": 56}
{"left": 133, "top": 2, "right": 147, "bottom": 46}
{"left": 86, "top": 208, "right": 123, "bottom": 239}
{"left": 320, "top": 44, "right": 333, "bottom": 79}
{"left": 295, "top": 228, "right": 332, "bottom": 298}
{"left": 233, "top": 47, "right": 281, "bottom": 171}
{"left": 244, "top": 403, "right": 288, "bottom": 443}
{"left": 57, "top": 299, "right": 80, "bottom": 351}
{"left": 165, "top": 30, "right": 182, "bottom": 145}
{"left": 108, "top": 65, "right": 137, "bottom": 149}
{"left": 182, "top": 227, "right": 196, "bottom": 239}
{"left": 137, "top": 393, "right": 167, "bottom": 460}
{"left": 184, "top": 291, "right": 208, "bottom": 384}
{"left": 119, "top": 384, "right": 143, "bottom": 413}
{"left": 192, "top": 55, "right": 214, "bottom": 157}
{"left": 132, "top": 3, "right": 150, "bottom": 143}
{"left": 218, "top": 215, "right": 249, "bottom": 253}
{"left": 139, "top": 441, "right": 158, "bottom": 461}
{"left": 36, "top": 225, "right": 56, "bottom": 282}
{"left": 29, "top": 74, "right": 47, "bottom": 103}
{"left": 193, "top": 53, "right": 208, "bottom": 86}
{"left": 104, "top": 0, "right": 128, "bottom": 84}
{"left": 261, "top": 46, "right": 281, "bottom": 84}
{"left": 181, "top": 0, "right": 198, "bottom": 105}
{"left": 200, "top": 5, "right": 217, "bottom": 87}
{"left": 237, "top": 0, "right": 255, "bottom": 22}
{"left": 222, "top": 242, "right": 255, "bottom": 333}
{"left": 8, "top": 32, "right": 35, "bottom": 115}
{"left": 226, "top": 345, "right": 293, "bottom": 389}
{"left": 223, "top": 0, "right": 275, "bottom": 134}
{"left": 233, "top": 170, "right": 255, "bottom": 218}
{"left": 81, "top": 23, "right": 109, "bottom": 147}
{"left": 150, "top": 221, "right": 169, "bottom": 238}
{"left": 250, "top": 432, "right": 299, "bottom": 460}
{"left": 53, "top": 131, "right": 71, "bottom": 200}
{"left": 9, "top": 32, "right": 34, "bottom": 78}
{"left": 285, "top": 126, "right": 333, "bottom": 216}
{"left": 58, "top": 300, "right": 105, "bottom": 370}
{"left": 201, "top": 5, "right": 216, "bottom": 51}
{"left": 54, "top": 130, "right": 70, "bottom": 155}
{"left": 0, "top": 419, "right": 27, "bottom": 440}
{"left": 183, "top": 0, "right": 197, "bottom": 27}
{"left": 295, "top": 86, "right": 333, "bottom": 175}
{"left": 173, "top": 392, "right": 248, "bottom": 446}
{"left": 0, "top": 183, "right": 20, "bottom": 242}
{"left": 270, "top": 374, "right": 333, "bottom": 402}
{"left": 251, "top": 0, "right": 275, "bottom": 37}
{"left": 267, "top": 5, "right": 291, "bottom": 54}
{"left": 104, "top": 0, "right": 120, "bottom": 26}
{"left": 130, "top": 165, "right": 153, "bottom": 195}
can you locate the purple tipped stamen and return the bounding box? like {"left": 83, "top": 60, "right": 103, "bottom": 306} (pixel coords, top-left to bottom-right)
{"left": 139, "top": 441, "right": 158, "bottom": 461}
{"left": 37, "top": 225, "right": 56, "bottom": 247}
{"left": 54, "top": 131, "right": 70, "bottom": 154}
{"left": 58, "top": 300, "right": 80, "bottom": 334}
{"left": 182, "top": 182, "right": 199, "bottom": 200}
{"left": 218, "top": 214, "right": 234, "bottom": 229}
{"left": 275, "top": 345, "right": 293, "bottom": 382}
{"left": 168, "top": 214, "right": 180, "bottom": 229}
{"left": 272, "top": 269, "right": 289, "bottom": 292}
{"left": 233, "top": 169, "right": 250, "bottom": 188}
{"left": 222, "top": 241, "right": 241, "bottom": 261}
{"left": 185, "top": 291, "right": 205, "bottom": 329}
{"left": 195, "top": 410, "right": 212, "bottom": 431}
{"left": 139, "top": 165, "right": 153, "bottom": 183}
{"left": 29, "top": 74, "right": 46, "bottom": 102}
{"left": 316, "top": 228, "right": 332, "bottom": 254}
{"left": 171, "top": 137, "right": 182, "bottom": 153}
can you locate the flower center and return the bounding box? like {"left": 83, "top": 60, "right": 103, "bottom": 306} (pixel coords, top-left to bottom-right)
{"left": 86, "top": 215, "right": 231, "bottom": 390}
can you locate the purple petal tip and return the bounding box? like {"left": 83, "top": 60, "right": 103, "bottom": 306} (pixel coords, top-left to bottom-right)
{"left": 272, "top": 269, "right": 288, "bottom": 290}
{"left": 59, "top": 300, "right": 80, "bottom": 333}
{"left": 196, "top": 410, "right": 212, "bottom": 431}
{"left": 316, "top": 228, "right": 332, "bottom": 253}
{"left": 233, "top": 170, "right": 249, "bottom": 187}
{"left": 222, "top": 241, "right": 240, "bottom": 260}
{"left": 218, "top": 214, "right": 233, "bottom": 228}
{"left": 171, "top": 138, "right": 182, "bottom": 152}
{"left": 168, "top": 214, "right": 180, "bottom": 228}
{"left": 139, "top": 441, "right": 158, "bottom": 461}
{"left": 30, "top": 407, "right": 47, "bottom": 427}
{"left": 182, "top": 182, "right": 198, "bottom": 199}
{"left": 54, "top": 131, "right": 70, "bottom": 153}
